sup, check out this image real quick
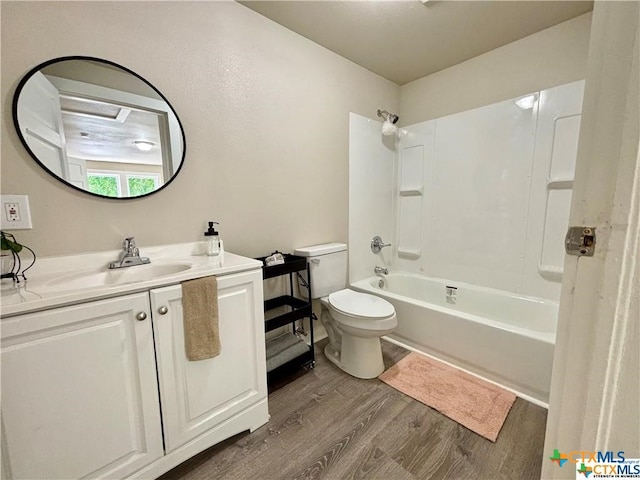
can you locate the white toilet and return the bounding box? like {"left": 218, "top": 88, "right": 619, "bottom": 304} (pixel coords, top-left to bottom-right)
{"left": 294, "top": 243, "right": 397, "bottom": 379}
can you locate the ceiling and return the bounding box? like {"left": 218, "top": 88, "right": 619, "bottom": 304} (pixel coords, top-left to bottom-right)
{"left": 59, "top": 95, "right": 163, "bottom": 166}
{"left": 240, "top": 1, "right": 593, "bottom": 85}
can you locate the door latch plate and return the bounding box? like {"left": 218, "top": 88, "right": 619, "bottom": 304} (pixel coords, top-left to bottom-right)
{"left": 565, "top": 226, "right": 596, "bottom": 256}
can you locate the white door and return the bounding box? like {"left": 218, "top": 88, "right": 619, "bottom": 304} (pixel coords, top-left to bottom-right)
{"left": 0, "top": 293, "right": 164, "bottom": 480}
{"left": 67, "top": 155, "right": 88, "bottom": 190}
{"left": 16, "top": 71, "right": 70, "bottom": 180}
{"left": 542, "top": 3, "right": 639, "bottom": 478}
{"left": 151, "top": 270, "right": 268, "bottom": 453}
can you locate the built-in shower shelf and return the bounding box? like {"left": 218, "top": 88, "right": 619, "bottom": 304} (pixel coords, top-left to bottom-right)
{"left": 546, "top": 178, "right": 574, "bottom": 189}
{"left": 539, "top": 264, "right": 563, "bottom": 280}
{"left": 397, "top": 248, "right": 421, "bottom": 259}
{"left": 399, "top": 187, "right": 423, "bottom": 196}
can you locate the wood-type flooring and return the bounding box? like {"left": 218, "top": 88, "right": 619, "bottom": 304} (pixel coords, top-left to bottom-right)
{"left": 159, "top": 338, "right": 547, "bottom": 480}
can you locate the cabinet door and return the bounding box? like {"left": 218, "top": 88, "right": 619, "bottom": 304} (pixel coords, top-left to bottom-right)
{"left": 151, "top": 270, "right": 267, "bottom": 453}
{"left": 0, "top": 293, "right": 163, "bottom": 480}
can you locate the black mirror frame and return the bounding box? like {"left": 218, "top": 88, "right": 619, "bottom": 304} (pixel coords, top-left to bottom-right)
{"left": 12, "top": 55, "right": 186, "bottom": 200}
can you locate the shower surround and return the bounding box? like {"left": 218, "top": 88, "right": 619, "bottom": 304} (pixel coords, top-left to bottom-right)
{"left": 348, "top": 80, "right": 584, "bottom": 404}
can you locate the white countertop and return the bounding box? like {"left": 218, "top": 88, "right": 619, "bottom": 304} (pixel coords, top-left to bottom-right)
{"left": 1, "top": 242, "right": 262, "bottom": 318}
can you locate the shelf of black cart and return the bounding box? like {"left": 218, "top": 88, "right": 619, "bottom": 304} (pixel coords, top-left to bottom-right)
{"left": 267, "top": 348, "right": 315, "bottom": 381}
{"left": 264, "top": 295, "right": 312, "bottom": 332}
{"left": 265, "top": 332, "right": 311, "bottom": 373}
{"left": 256, "top": 254, "right": 307, "bottom": 279}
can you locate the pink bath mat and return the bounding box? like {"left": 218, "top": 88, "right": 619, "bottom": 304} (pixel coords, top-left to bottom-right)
{"left": 379, "top": 352, "right": 516, "bottom": 442}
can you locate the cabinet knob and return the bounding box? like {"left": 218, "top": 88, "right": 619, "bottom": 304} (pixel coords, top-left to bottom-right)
{"left": 136, "top": 312, "right": 147, "bottom": 321}
{"left": 158, "top": 306, "right": 168, "bottom": 315}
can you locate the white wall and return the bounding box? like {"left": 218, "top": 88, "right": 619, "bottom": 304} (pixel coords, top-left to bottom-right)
{"left": 348, "top": 114, "right": 395, "bottom": 283}
{"left": 522, "top": 82, "right": 585, "bottom": 299}
{"left": 0, "top": 1, "right": 399, "bottom": 258}
{"left": 394, "top": 82, "right": 583, "bottom": 300}
{"left": 396, "top": 98, "right": 536, "bottom": 291}
{"left": 400, "top": 12, "right": 591, "bottom": 126}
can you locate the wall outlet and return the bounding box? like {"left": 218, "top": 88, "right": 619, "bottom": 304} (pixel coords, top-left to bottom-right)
{"left": 1, "top": 195, "right": 32, "bottom": 230}
{"left": 5, "top": 203, "right": 21, "bottom": 222}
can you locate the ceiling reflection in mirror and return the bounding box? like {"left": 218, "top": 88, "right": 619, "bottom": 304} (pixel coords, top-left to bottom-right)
{"left": 12, "top": 57, "right": 185, "bottom": 199}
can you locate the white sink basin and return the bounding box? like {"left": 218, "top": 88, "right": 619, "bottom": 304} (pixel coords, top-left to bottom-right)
{"left": 44, "top": 262, "right": 193, "bottom": 291}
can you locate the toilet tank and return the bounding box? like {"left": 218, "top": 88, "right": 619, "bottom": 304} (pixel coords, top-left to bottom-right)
{"left": 294, "top": 243, "right": 347, "bottom": 299}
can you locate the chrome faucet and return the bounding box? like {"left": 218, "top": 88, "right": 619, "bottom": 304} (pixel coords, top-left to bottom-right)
{"left": 374, "top": 266, "right": 388, "bottom": 276}
{"left": 371, "top": 236, "right": 392, "bottom": 254}
{"left": 108, "top": 237, "right": 151, "bottom": 269}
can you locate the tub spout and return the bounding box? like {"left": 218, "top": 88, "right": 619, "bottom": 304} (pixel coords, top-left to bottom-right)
{"left": 374, "top": 266, "right": 388, "bottom": 276}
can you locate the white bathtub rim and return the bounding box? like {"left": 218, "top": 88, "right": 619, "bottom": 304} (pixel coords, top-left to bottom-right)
{"left": 357, "top": 272, "right": 559, "bottom": 306}
{"left": 352, "top": 279, "right": 556, "bottom": 344}
{"left": 381, "top": 335, "right": 550, "bottom": 409}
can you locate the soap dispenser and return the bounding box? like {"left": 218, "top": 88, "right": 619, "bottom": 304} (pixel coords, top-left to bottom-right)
{"left": 203, "top": 221, "right": 220, "bottom": 256}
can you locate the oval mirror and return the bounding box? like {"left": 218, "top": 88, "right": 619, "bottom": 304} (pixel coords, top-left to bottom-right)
{"left": 12, "top": 56, "right": 185, "bottom": 199}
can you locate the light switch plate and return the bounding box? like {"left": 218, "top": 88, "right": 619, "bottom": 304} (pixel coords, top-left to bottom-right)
{"left": 1, "top": 195, "right": 33, "bottom": 230}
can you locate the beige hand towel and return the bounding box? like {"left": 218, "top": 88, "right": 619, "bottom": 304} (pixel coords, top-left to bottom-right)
{"left": 181, "top": 276, "right": 220, "bottom": 361}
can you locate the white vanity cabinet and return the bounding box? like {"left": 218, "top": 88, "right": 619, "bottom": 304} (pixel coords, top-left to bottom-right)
{"left": 1, "top": 266, "right": 269, "bottom": 480}
{"left": 1, "top": 292, "right": 164, "bottom": 480}
{"left": 143, "top": 270, "right": 268, "bottom": 472}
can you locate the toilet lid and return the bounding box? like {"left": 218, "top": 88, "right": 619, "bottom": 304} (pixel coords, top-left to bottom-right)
{"left": 328, "top": 289, "right": 395, "bottom": 318}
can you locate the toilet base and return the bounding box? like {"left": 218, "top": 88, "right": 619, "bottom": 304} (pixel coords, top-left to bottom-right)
{"left": 323, "top": 334, "right": 385, "bottom": 379}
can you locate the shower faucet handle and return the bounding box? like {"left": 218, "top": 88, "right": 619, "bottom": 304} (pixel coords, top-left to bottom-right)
{"left": 371, "top": 236, "right": 391, "bottom": 254}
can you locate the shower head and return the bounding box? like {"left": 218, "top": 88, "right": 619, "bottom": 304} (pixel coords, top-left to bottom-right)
{"left": 378, "top": 109, "right": 399, "bottom": 136}
{"left": 381, "top": 121, "right": 397, "bottom": 136}
{"left": 377, "top": 109, "right": 399, "bottom": 124}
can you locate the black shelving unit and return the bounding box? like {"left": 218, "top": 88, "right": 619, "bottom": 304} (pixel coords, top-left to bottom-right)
{"left": 256, "top": 253, "right": 315, "bottom": 383}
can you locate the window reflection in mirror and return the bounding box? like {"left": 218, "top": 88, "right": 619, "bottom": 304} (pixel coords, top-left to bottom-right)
{"left": 13, "top": 57, "right": 185, "bottom": 199}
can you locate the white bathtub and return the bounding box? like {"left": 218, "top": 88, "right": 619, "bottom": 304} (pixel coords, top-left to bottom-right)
{"left": 351, "top": 273, "right": 557, "bottom": 406}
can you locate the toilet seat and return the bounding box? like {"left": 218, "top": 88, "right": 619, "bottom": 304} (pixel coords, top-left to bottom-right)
{"left": 328, "top": 289, "right": 395, "bottom": 318}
